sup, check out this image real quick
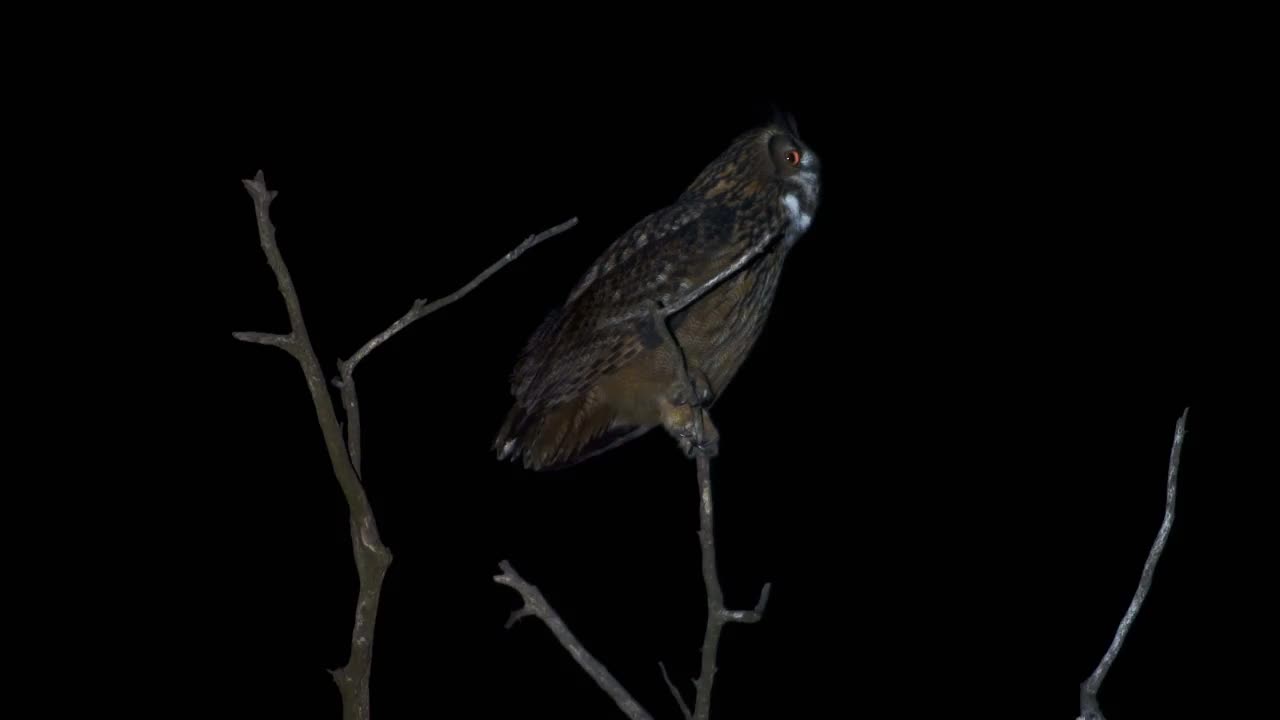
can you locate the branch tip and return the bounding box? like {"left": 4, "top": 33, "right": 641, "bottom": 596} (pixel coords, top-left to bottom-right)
{"left": 342, "top": 218, "right": 576, "bottom": 378}
{"left": 753, "top": 582, "right": 773, "bottom": 615}
{"left": 241, "top": 171, "right": 276, "bottom": 202}
{"left": 1077, "top": 407, "right": 1187, "bottom": 720}
{"left": 232, "top": 331, "right": 292, "bottom": 348}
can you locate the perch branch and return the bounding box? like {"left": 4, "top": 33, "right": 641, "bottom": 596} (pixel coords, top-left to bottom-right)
{"left": 649, "top": 304, "right": 772, "bottom": 720}
{"left": 1077, "top": 407, "right": 1188, "bottom": 720}
{"left": 494, "top": 561, "right": 655, "bottom": 720}
{"left": 332, "top": 216, "right": 577, "bottom": 474}
{"left": 234, "top": 171, "right": 392, "bottom": 720}
{"left": 490, "top": 238, "right": 771, "bottom": 718}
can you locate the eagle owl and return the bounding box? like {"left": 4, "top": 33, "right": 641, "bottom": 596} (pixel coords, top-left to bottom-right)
{"left": 495, "top": 116, "right": 820, "bottom": 470}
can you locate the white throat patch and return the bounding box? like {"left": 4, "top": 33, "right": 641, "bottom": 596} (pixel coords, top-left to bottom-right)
{"left": 781, "top": 193, "right": 813, "bottom": 245}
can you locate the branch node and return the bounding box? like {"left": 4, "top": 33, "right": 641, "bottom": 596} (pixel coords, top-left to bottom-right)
{"left": 493, "top": 560, "right": 654, "bottom": 719}
{"left": 505, "top": 606, "right": 535, "bottom": 630}
{"left": 238, "top": 172, "right": 387, "bottom": 720}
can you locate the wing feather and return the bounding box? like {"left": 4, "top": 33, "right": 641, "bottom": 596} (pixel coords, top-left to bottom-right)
{"left": 510, "top": 201, "right": 719, "bottom": 411}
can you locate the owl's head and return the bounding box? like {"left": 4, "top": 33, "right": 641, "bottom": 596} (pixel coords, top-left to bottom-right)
{"left": 763, "top": 118, "right": 820, "bottom": 210}
{"left": 683, "top": 117, "right": 821, "bottom": 228}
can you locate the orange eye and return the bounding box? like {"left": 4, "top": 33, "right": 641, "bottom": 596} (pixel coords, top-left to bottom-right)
{"left": 785, "top": 149, "right": 802, "bottom": 167}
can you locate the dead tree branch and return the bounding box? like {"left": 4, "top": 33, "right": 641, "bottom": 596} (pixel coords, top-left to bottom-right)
{"left": 649, "top": 303, "right": 772, "bottom": 720}
{"left": 235, "top": 169, "right": 575, "bottom": 719}
{"left": 1078, "top": 407, "right": 1188, "bottom": 720}
{"left": 331, "top": 217, "right": 578, "bottom": 475}
{"left": 234, "top": 171, "right": 391, "bottom": 720}
{"left": 494, "top": 561, "right": 655, "bottom": 720}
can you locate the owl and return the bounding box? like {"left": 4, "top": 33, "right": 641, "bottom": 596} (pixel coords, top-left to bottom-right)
{"left": 495, "top": 115, "right": 820, "bottom": 470}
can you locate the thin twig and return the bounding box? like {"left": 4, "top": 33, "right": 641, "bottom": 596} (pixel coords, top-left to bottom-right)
{"left": 648, "top": 304, "right": 772, "bottom": 720}
{"left": 494, "top": 561, "right": 655, "bottom": 720}
{"left": 660, "top": 661, "right": 693, "bottom": 720}
{"left": 1078, "top": 407, "right": 1188, "bottom": 720}
{"left": 234, "top": 171, "right": 392, "bottom": 720}
{"left": 331, "top": 217, "right": 576, "bottom": 474}
{"left": 231, "top": 331, "right": 296, "bottom": 350}
{"left": 343, "top": 217, "right": 578, "bottom": 375}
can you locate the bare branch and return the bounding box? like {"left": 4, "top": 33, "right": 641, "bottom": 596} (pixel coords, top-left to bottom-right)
{"left": 331, "top": 216, "right": 577, "bottom": 474}
{"left": 494, "top": 561, "right": 655, "bottom": 720}
{"left": 1078, "top": 407, "right": 1188, "bottom": 720}
{"left": 722, "top": 583, "right": 772, "bottom": 624}
{"left": 231, "top": 331, "right": 296, "bottom": 350}
{"left": 648, "top": 304, "right": 772, "bottom": 720}
{"left": 342, "top": 217, "right": 578, "bottom": 376}
{"left": 236, "top": 171, "right": 392, "bottom": 720}
{"left": 239, "top": 167, "right": 575, "bottom": 718}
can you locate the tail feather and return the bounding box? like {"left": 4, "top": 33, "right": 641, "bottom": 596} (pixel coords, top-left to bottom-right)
{"left": 494, "top": 394, "right": 652, "bottom": 470}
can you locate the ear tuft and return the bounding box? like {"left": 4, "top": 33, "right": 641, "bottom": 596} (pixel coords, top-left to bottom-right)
{"left": 769, "top": 103, "right": 799, "bottom": 136}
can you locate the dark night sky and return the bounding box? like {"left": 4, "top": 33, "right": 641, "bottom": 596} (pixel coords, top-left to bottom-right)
{"left": 154, "top": 26, "right": 1272, "bottom": 720}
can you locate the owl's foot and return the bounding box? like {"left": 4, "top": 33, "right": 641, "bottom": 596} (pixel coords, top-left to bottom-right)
{"left": 678, "top": 415, "right": 720, "bottom": 459}
{"left": 661, "top": 400, "right": 720, "bottom": 459}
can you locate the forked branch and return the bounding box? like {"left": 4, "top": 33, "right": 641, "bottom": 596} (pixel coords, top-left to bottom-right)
{"left": 235, "top": 170, "right": 575, "bottom": 719}
{"left": 234, "top": 171, "right": 391, "bottom": 720}
{"left": 494, "top": 561, "right": 655, "bottom": 720}
{"left": 333, "top": 217, "right": 577, "bottom": 475}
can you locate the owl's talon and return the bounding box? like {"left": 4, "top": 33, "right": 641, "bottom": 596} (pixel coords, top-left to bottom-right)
{"left": 672, "top": 407, "right": 720, "bottom": 459}
{"left": 679, "top": 434, "right": 720, "bottom": 459}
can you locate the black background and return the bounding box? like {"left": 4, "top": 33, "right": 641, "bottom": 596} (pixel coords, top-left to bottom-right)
{"left": 132, "top": 18, "right": 1273, "bottom": 720}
